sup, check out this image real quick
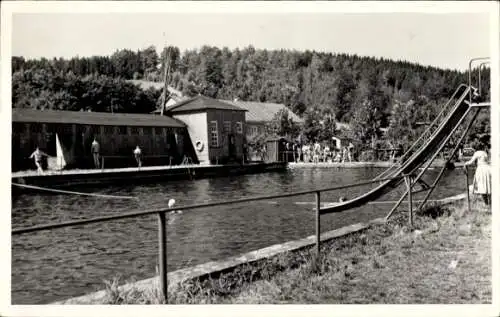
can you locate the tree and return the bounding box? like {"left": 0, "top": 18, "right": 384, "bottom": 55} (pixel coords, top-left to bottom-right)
{"left": 140, "top": 45, "right": 159, "bottom": 77}
{"left": 386, "top": 99, "right": 419, "bottom": 147}
{"left": 301, "top": 107, "right": 322, "bottom": 142}
{"left": 317, "top": 112, "right": 337, "bottom": 142}
{"left": 266, "top": 108, "right": 300, "bottom": 140}
{"left": 351, "top": 99, "right": 385, "bottom": 145}
{"left": 111, "top": 49, "right": 139, "bottom": 79}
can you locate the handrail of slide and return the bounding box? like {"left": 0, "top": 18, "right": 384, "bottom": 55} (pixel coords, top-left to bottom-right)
{"left": 402, "top": 85, "right": 472, "bottom": 174}
{"left": 321, "top": 87, "right": 471, "bottom": 214}
{"left": 375, "top": 84, "right": 471, "bottom": 180}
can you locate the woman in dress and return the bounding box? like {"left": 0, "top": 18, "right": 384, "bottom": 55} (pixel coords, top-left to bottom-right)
{"left": 464, "top": 142, "right": 491, "bottom": 206}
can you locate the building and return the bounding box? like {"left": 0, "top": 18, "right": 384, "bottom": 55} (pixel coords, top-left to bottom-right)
{"left": 12, "top": 90, "right": 306, "bottom": 172}
{"left": 264, "top": 137, "right": 294, "bottom": 163}
{"left": 12, "top": 108, "right": 191, "bottom": 171}
{"left": 220, "top": 100, "right": 303, "bottom": 140}
{"left": 164, "top": 95, "right": 248, "bottom": 165}
{"left": 130, "top": 81, "right": 303, "bottom": 140}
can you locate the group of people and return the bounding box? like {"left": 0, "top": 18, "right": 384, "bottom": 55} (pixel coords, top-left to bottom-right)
{"left": 29, "top": 138, "right": 144, "bottom": 174}
{"left": 91, "top": 139, "right": 144, "bottom": 168}
{"left": 287, "top": 141, "right": 355, "bottom": 163}
{"left": 90, "top": 139, "right": 143, "bottom": 168}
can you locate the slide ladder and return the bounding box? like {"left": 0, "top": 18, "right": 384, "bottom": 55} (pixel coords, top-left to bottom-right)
{"left": 321, "top": 83, "right": 485, "bottom": 215}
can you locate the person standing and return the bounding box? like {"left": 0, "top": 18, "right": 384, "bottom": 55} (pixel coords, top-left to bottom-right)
{"left": 302, "top": 144, "right": 309, "bottom": 163}
{"left": 342, "top": 146, "right": 348, "bottom": 163}
{"left": 348, "top": 142, "right": 354, "bottom": 162}
{"left": 292, "top": 143, "right": 297, "bottom": 163}
{"left": 134, "top": 145, "right": 142, "bottom": 167}
{"left": 323, "top": 145, "right": 331, "bottom": 163}
{"left": 91, "top": 138, "right": 100, "bottom": 168}
{"left": 464, "top": 142, "right": 491, "bottom": 206}
{"left": 243, "top": 142, "right": 249, "bottom": 163}
{"left": 29, "top": 147, "right": 48, "bottom": 174}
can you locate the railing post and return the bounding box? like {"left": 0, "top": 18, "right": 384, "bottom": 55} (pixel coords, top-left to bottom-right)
{"left": 406, "top": 175, "right": 414, "bottom": 229}
{"left": 465, "top": 166, "right": 471, "bottom": 213}
{"left": 101, "top": 156, "right": 104, "bottom": 171}
{"left": 157, "top": 211, "right": 167, "bottom": 303}
{"left": 315, "top": 191, "right": 321, "bottom": 258}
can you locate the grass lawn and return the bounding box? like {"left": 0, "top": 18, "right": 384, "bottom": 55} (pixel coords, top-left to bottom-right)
{"left": 101, "top": 199, "right": 491, "bottom": 304}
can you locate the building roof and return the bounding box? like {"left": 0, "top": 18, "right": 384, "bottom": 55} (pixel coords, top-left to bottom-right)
{"left": 165, "top": 95, "right": 247, "bottom": 114}
{"left": 221, "top": 100, "right": 303, "bottom": 124}
{"left": 12, "top": 108, "right": 186, "bottom": 128}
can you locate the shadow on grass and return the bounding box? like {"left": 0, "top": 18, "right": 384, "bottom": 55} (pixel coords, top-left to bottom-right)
{"left": 101, "top": 199, "right": 490, "bottom": 304}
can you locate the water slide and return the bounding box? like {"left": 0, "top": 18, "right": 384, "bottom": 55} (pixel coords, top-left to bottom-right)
{"left": 321, "top": 85, "right": 474, "bottom": 214}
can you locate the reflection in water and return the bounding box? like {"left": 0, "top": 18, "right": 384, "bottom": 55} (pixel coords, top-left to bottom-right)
{"left": 12, "top": 167, "right": 466, "bottom": 304}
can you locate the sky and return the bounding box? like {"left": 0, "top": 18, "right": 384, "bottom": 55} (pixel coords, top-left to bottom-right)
{"left": 9, "top": 6, "right": 494, "bottom": 71}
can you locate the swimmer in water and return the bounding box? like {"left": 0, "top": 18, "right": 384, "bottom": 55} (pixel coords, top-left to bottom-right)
{"left": 168, "top": 198, "right": 182, "bottom": 214}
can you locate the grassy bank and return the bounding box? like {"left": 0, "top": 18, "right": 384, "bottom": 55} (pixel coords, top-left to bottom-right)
{"left": 101, "top": 199, "right": 491, "bottom": 304}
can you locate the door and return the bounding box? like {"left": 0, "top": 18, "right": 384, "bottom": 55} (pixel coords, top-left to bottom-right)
{"left": 229, "top": 134, "right": 236, "bottom": 159}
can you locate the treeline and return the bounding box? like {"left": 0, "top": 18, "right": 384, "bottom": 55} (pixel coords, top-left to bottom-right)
{"left": 12, "top": 45, "right": 490, "bottom": 146}
{"left": 12, "top": 70, "right": 160, "bottom": 113}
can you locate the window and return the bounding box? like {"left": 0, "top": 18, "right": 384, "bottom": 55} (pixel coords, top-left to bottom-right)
{"left": 235, "top": 122, "right": 243, "bottom": 134}
{"left": 13, "top": 123, "right": 25, "bottom": 133}
{"left": 76, "top": 125, "right": 86, "bottom": 135}
{"left": 30, "top": 123, "right": 43, "bottom": 133}
{"left": 223, "top": 121, "right": 231, "bottom": 133}
{"left": 89, "top": 125, "right": 100, "bottom": 136}
{"left": 250, "top": 126, "right": 258, "bottom": 136}
{"left": 210, "top": 121, "right": 218, "bottom": 147}
{"left": 131, "top": 127, "right": 140, "bottom": 135}
{"left": 103, "top": 126, "right": 115, "bottom": 135}
{"left": 117, "top": 126, "right": 127, "bottom": 135}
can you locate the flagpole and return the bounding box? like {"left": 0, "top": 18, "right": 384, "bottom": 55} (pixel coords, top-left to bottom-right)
{"left": 160, "top": 32, "right": 170, "bottom": 116}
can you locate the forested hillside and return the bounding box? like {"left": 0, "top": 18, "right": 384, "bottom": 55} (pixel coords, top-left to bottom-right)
{"left": 12, "top": 45, "right": 490, "bottom": 146}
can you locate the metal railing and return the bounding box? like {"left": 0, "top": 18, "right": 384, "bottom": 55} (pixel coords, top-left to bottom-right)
{"left": 376, "top": 83, "right": 471, "bottom": 181}
{"left": 468, "top": 57, "right": 490, "bottom": 105}
{"left": 12, "top": 173, "right": 410, "bottom": 302}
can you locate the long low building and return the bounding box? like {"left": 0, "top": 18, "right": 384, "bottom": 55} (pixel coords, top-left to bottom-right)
{"left": 12, "top": 94, "right": 254, "bottom": 172}
{"left": 12, "top": 109, "right": 194, "bottom": 171}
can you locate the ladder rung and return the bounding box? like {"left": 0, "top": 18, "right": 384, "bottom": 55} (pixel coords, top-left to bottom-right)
{"left": 470, "top": 102, "right": 490, "bottom": 108}
{"left": 412, "top": 187, "right": 432, "bottom": 194}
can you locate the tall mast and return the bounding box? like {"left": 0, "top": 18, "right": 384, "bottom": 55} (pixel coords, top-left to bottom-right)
{"left": 160, "top": 35, "right": 171, "bottom": 116}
